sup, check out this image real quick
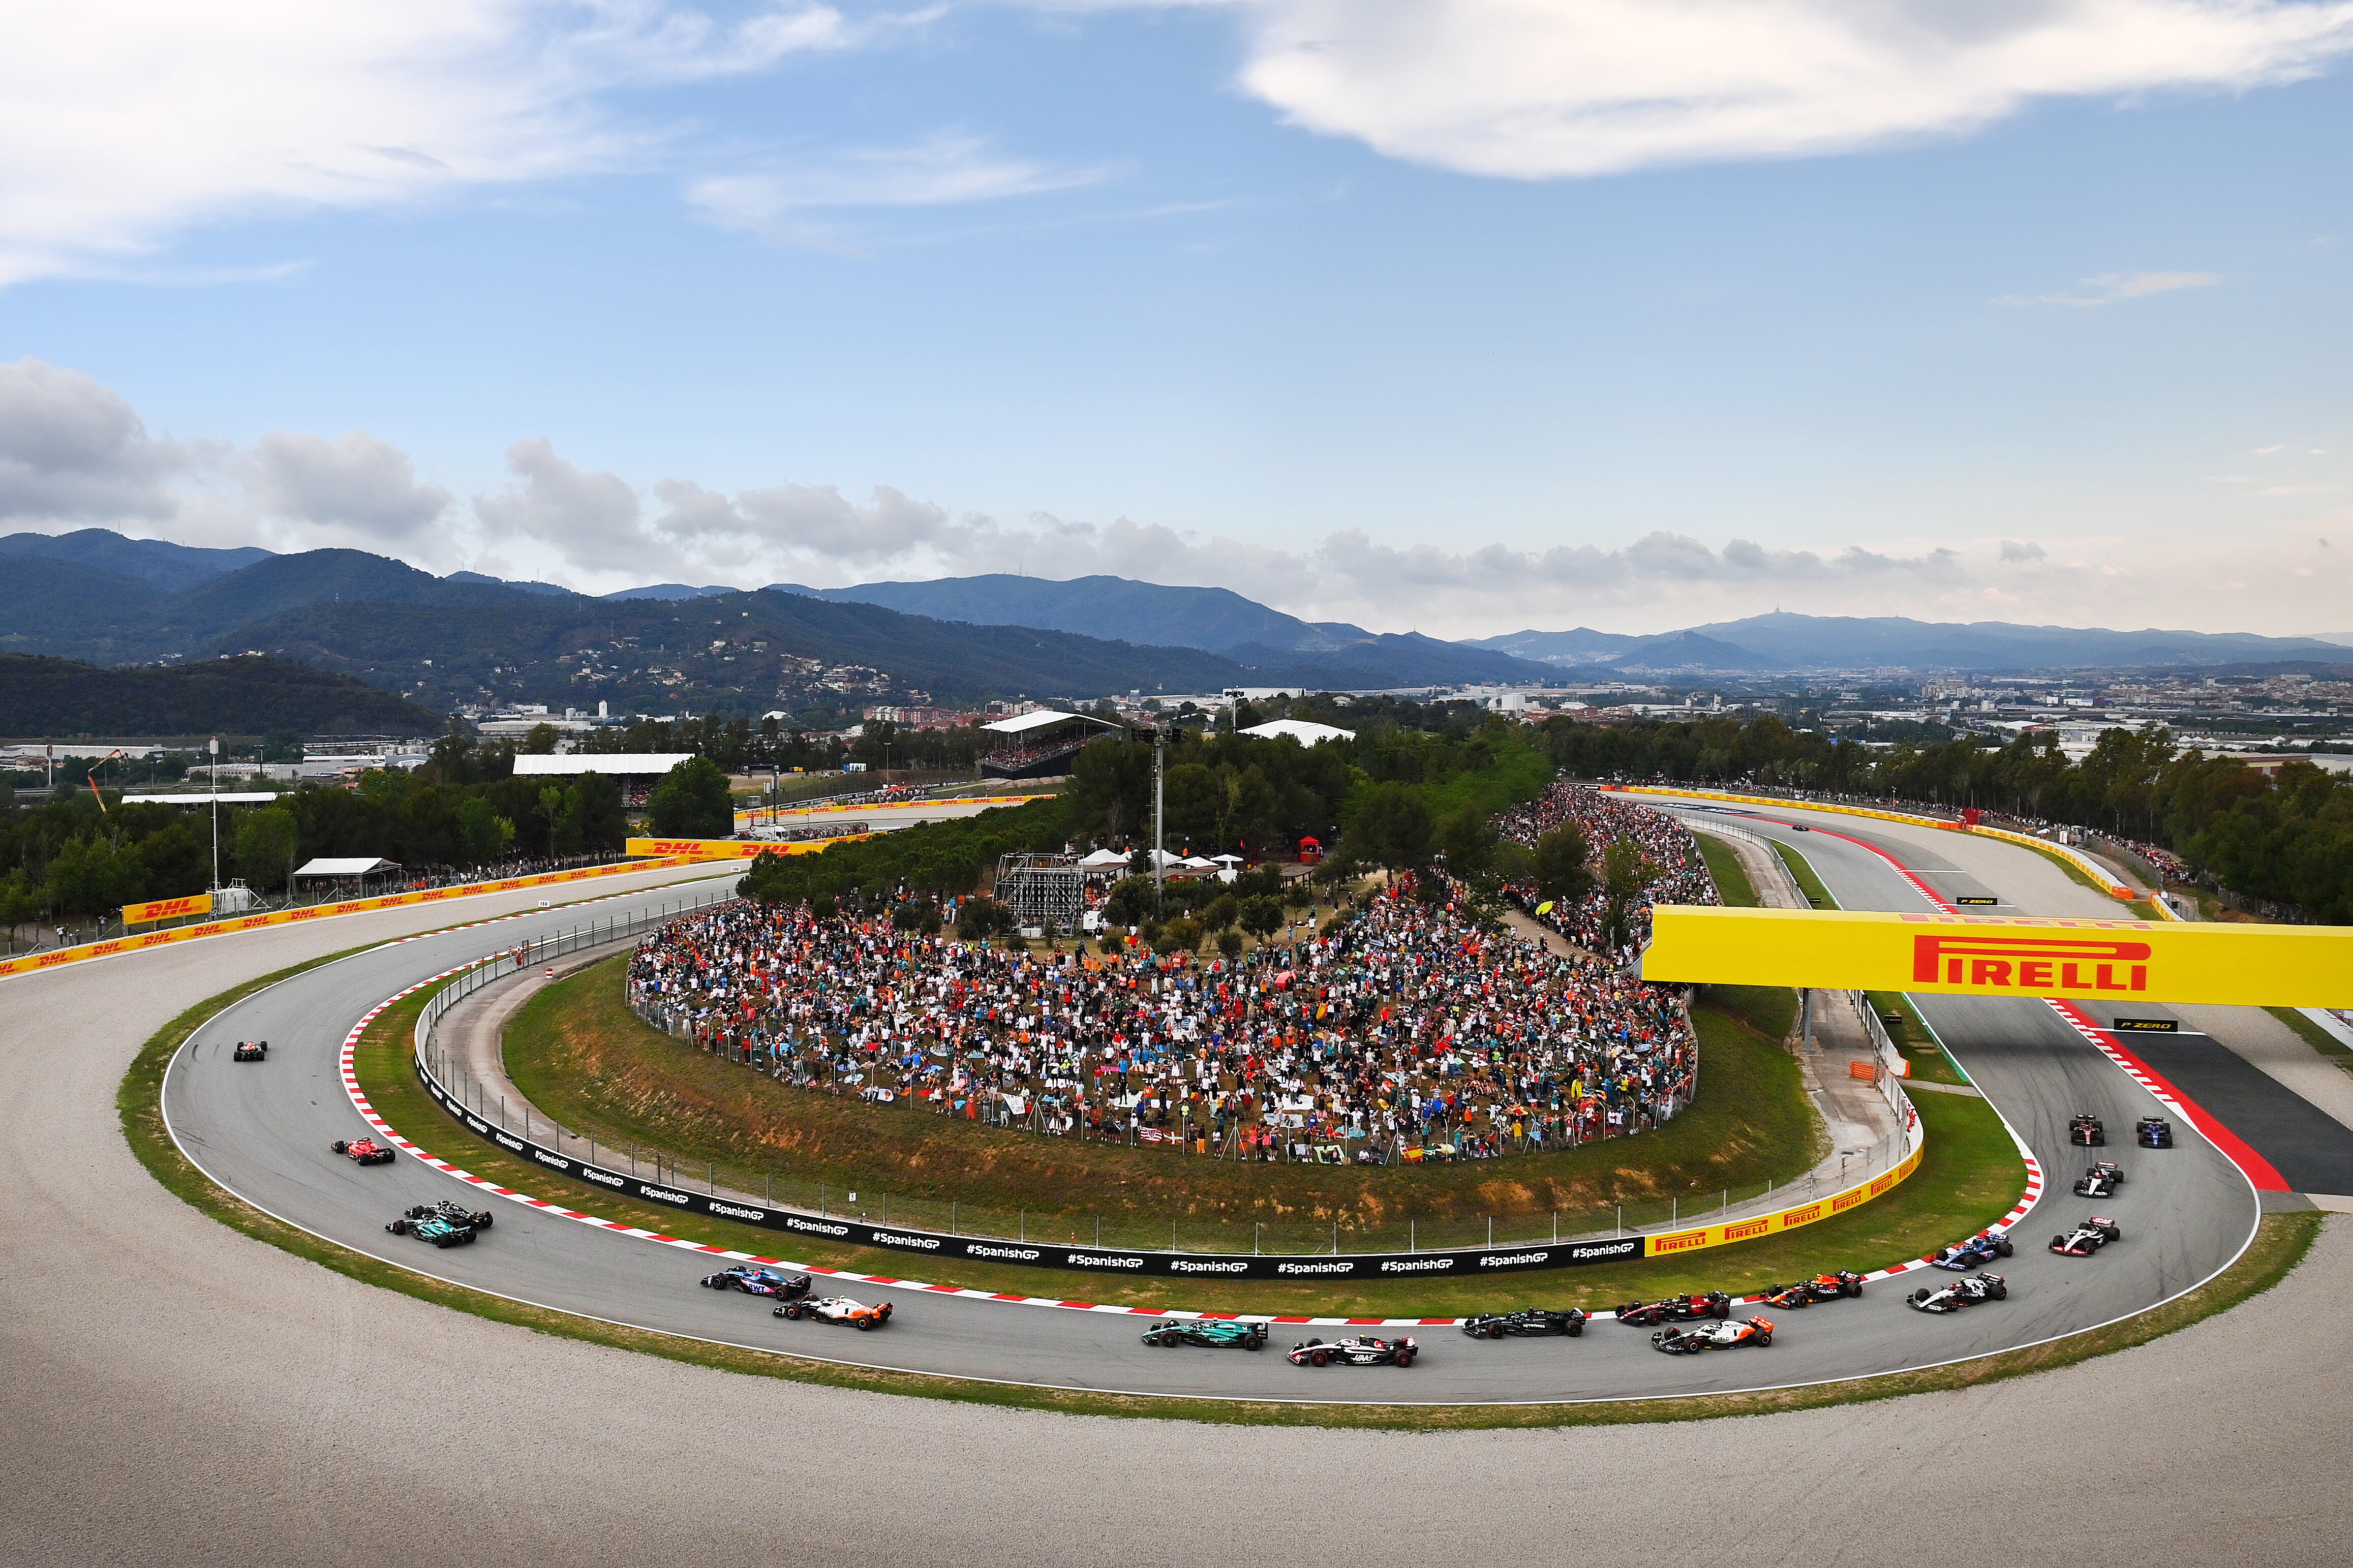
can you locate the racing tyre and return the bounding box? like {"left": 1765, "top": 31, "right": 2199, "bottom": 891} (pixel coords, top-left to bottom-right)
{"left": 475, "top": 1214, "right": 492, "bottom": 1229}
{"left": 1310, "top": 1349, "right": 1329, "bottom": 1367}
{"left": 1568, "top": 1321, "right": 1582, "bottom": 1338}
{"left": 1992, "top": 1283, "right": 2008, "bottom": 1300}
{"left": 1246, "top": 1337, "right": 1262, "bottom": 1351}
{"left": 1909, "top": 1288, "right": 1928, "bottom": 1305}
{"left": 1756, "top": 1330, "right": 1771, "bottom": 1346}
{"left": 388, "top": 1219, "right": 408, "bottom": 1235}
{"left": 1487, "top": 1323, "right": 1504, "bottom": 1339}
{"left": 2053, "top": 1235, "right": 2066, "bottom": 1250}
{"left": 1713, "top": 1302, "right": 1730, "bottom": 1319}
{"left": 1394, "top": 1350, "right": 1413, "bottom": 1367}
{"left": 1846, "top": 1282, "right": 1862, "bottom": 1298}
{"left": 331, "top": 1142, "right": 347, "bottom": 1154}
{"left": 855, "top": 1318, "right": 874, "bottom": 1331}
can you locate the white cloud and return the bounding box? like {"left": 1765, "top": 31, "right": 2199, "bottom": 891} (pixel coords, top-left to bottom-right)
{"left": 0, "top": 2, "right": 858, "bottom": 283}
{"left": 1996, "top": 269, "right": 2222, "bottom": 306}
{"left": 474, "top": 437, "right": 653, "bottom": 569}
{"left": 686, "top": 131, "right": 1117, "bottom": 243}
{"left": 245, "top": 429, "right": 452, "bottom": 541}
{"left": 1999, "top": 538, "right": 2046, "bottom": 562}
{"left": 0, "top": 358, "right": 193, "bottom": 521}
{"left": 1124, "top": 0, "right": 2353, "bottom": 178}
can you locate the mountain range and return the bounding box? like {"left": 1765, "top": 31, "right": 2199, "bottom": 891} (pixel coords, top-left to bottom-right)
{"left": 3, "top": 530, "right": 2342, "bottom": 737}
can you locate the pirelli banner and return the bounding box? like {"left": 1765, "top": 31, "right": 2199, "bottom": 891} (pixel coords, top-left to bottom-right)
{"left": 1645, "top": 906, "right": 2353, "bottom": 1009}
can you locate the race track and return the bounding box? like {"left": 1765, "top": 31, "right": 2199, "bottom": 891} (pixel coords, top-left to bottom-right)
{"left": 6, "top": 818, "right": 2351, "bottom": 1564}
{"left": 141, "top": 803, "right": 2287, "bottom": 1403}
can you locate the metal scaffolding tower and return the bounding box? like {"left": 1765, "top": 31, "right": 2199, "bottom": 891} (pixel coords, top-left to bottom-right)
{"left": 995, "top": 852, "right": 1084, "bottom": 936}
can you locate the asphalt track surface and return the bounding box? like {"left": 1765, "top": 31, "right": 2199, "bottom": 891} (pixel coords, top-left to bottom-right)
{"left": 144, "top": 805, "right": 2277, "bottom": 1405}
{"left": 9, "top": 835, "right": 2353, "bottom": 1564}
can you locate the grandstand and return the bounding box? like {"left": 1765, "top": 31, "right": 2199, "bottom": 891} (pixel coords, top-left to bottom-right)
{"left": 978, "top": 711, "right": 1119, "bottom": 780}
{"left": 512, "top": 752, "right": 693, "bottom": 809}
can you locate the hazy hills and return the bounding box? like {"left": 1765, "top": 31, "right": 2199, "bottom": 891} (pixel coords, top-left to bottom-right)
{"left": 0, "top": 653, "right": 443, "bottom": 738}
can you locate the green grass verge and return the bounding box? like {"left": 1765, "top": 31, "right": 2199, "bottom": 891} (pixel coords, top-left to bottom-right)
{"left": 121, "top": 964, "right": 2323, "bottom": 1425}
{"left": 1865, "top": 992, "right": 1970, "bottom": 1087}
{"left": 1693, "top": 833, "right": 1759, "bottom": 909}
{"left": 2267, "top": 1006, "right": 2353, "bottom": 1068}
{"left": 502, "top": 957, "right": 1825, "bottom": 1250}
{"left": 381, "top": 983, "right": 2021, "bottom": 1316}
{"left": 1773, "top": 839, "right": 1838, "bottom": 910}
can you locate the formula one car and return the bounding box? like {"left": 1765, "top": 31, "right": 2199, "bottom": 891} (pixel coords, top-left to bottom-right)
{"left": 1141, "top": 1320, "right": 1268, "bottom": 1350}
{"left": 774, "top": 1296, "right": 893, "bottom": 1329}
{"left": 1652, "top": 1316, "right": 1774, "bottom": 1354}
{"left": 701, "top": 1266, "right": 811, "bottom": 1300}
{"left": 1461, "top": 1308, "right": 1587, "bottom": 1339}
{"left": 1287, "top": 1335, "right": 1416, "bottom": 1368}
{"left": 2073, "top": 1159, "right": 2125, "bottom": 1197}
{"left": 1757, "top": 1270, "right": 1866, "bottom": 1309}
{"left": 1931, "top": 1229, "right": 2014, "bottom": 1270}
{"left": 330, "top": 1137, "right": 395, "bottom": 1165}
{"left": 2137, "top": 1116, "right": 2175, "bottom": 1149}
{"left": 403, "top": 1199, "right": 494, "bottom": 1230}
{"left": 2050, "top": 1216, "right": 2123, "bottom": 1256}
{"left": 1613, "top": 1290, "right": 1732, "bottom": 1326}
{"left": 2069, "top": 1113, "right": 2106, "bottom": 1146}
{"left": 232, "top": 1040, "right": 267, "bottom": 1062}
{"left": 387, "top": 1211, "right": 477, "bottom": 1247}
{"left": 1907, "top": 1272, "right": 2006, "bottom": 1312}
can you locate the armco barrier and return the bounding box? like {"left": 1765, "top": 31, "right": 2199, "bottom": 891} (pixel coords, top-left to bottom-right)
{"left": 0, "top": 853, "right": 706, "bottom": 985}
{"left": 404, "top": 960, "right": 1926, "bottom": 1279}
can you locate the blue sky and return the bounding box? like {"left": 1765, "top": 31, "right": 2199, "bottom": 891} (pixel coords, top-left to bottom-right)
{"left": 2, "top": 2, "right": 2348, "bottom": 637}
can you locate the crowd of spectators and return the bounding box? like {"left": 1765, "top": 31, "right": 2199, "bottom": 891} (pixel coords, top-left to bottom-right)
{"left": 626, "top": 867, "right": 1697, "bottom": 1164}
{"left": 1495, "top": 784, "right": 1720, "bottom": 955}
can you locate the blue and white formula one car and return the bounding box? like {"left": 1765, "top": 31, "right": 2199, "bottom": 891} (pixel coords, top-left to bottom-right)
{"left": 1931, "top": 1229, "right": 2014, "bottom": 1270}
{"left": 701, "top": 1266, "right": 812, "bottom": 1301}
{"left": 1908, "top": 1273, "right": 2007, "bottom": 1312}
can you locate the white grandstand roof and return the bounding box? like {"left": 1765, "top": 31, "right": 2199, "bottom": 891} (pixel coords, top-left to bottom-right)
{"left": 121, "top": 791, "right": 280, "bottom": 805}
{"left": 292, "top": 857, "right": 401, "bottom": 879}
{"left": 512, "top": 753, "right": 695, "bottom": 777}
{"left": 1239, "top": 719, "right": 1355, "bottom": 746}
{"left": 979, "top": 710, "right": 1117, "bottom": 736}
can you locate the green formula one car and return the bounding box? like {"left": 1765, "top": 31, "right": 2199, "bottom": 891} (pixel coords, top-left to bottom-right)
{"left": 1140, "top": 1319, "right": 1268, "bottom": 1350}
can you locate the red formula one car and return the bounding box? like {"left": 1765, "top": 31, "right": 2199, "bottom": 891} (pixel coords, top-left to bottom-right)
{"left": 330, "top": 1137, "right": 395, "bottom": 1165}
{"left": 1613, "top": 1291, "right": 1732, "bottom": 1326}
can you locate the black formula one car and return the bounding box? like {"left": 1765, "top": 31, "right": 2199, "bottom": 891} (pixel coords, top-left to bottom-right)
{"left": 232, "top": 1040, "right": 267, "bottom": 1062}
{"left": 1932, "top": 1229, "right": 2014, "bottom": 1270}
{"left": 1757, "top": 1270, "right": 1867, "bottom": 1309}
{"left": 2069, "top": 1113, "right": 2106, "bottom": 1146}
{"left": 1613, "top": 1290, "right": 1732, "bottom": 1326}
{"left": 1141, "top": 1320, "right": 1267, "bottom": 1350}
{"left": 701, "top": 1266, "right": 811, "bottom": 1300}
{"left": 2073, "top": 1159, "right": 2125, "bottom": 1197}
{"left": 330, "top": 1137, "right": 395, "bottom": 1165}
{"left": 2137, "top": 1116, "right": 2175, "bottom": 1149}
{"left": 1461, "top": 1308, "right": 1586, "bottom": 1339}
{"left": 1907, "top": 1272, "right": 2006, "bottom": 1313}
{"left": 1652, "top": 1316, "right": 1774, "bottom": 1355}
{"left": 2050, "top": 1216, "right": 2123, "bottom": 1256}
{"left": 404, "top": 1199, "right": 494, "bottom": 1230}
{"left": 1288, "top": 1335, "right": 1417, "bottom": 1368}
{"left": 387, "top": 1210, "right": 478, "bottom": 1247}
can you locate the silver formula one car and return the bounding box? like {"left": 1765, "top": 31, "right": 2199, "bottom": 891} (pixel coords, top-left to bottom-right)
{"left": 1908, "top": 1272, "right": 2007, "bottom": 1312}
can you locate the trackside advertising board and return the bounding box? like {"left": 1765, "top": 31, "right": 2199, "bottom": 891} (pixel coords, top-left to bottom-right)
{"left": 0, "top": 856, "right": 699, "bottom": 984}
{"left": 123, "top": 892, "right": 211, "bottom": 926}
{"left": 413, "top": 1043, "right": 1923, "bottom": 1279}
{"left": 625, "top": 836, "right": 869, "bottom": 860}
{"left": 1644, "top": 906, "right": 2353, "bottom": 1008}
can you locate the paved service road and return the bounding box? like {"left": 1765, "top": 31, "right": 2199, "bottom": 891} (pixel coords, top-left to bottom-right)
{"left": 155, "top": 805, "right": 2268, "bottom": 1403}
{"left": 9, "top": 832, "right": 2351, "bottom": 1567}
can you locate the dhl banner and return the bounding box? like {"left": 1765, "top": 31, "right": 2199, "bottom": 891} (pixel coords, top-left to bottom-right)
{"left": 1644, "top": 1137, "right": 1926, "bottom": 1258}
{"left": 625, "top": 834, "right": 870, "bottom": 861}
{"left": 1, "top": 855, "right": 707, "bottom": 985}
{"left": 1611, "top": 784, "right": 2145, "bottom": 904}
{"left": 1644, "top": 906, "right": 2353, "bottom": 1008}
{"left": 124, "top": 892, "right": 211, "bottom": 927}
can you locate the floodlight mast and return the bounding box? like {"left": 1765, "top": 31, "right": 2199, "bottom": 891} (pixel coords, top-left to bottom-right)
{"left": 208, "top": 736, "right": 220, "bottom": 893}
{"left": 1152, "top": 724, "right": 1164, "bottom": 912}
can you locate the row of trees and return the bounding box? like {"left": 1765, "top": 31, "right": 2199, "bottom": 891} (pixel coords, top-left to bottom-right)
{"left": 1537, "top": 714, "right": 2353, "bottom": 923}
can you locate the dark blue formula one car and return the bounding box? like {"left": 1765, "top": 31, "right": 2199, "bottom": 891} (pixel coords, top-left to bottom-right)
{"left": 2137, "top": 1116, "right": 2175, "bottom": 1149}
{"left": 1932, "top": 1229, "right": 2014, "bottom": 1270}
{"left": 701, "top": 1266, "right": 812, "bottom": 1301}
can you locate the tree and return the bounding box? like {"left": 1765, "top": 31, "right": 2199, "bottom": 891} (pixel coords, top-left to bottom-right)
{"left": 233, "top": 807, "right": 300, "bottom": 893}
{"left": 43, "top": 836, "right": 146, "bottom": 917}
{"left": 1238, "top": 894, "right": 1284, "bottom": 941}
{"left": 1347, "top": 781, "right": 1434, "bottom": 871}
{"left": 648, "top": 756, "right": 735, "bottom": 839}
{"left": 1600, "top": 839, "right": 1654, "bottom": 951}
{"left": 520, "top": 723, "right": 561, "bottom": 755}
{"left": 1531, "top": 825, "right": 1595, "bottom": 907}
{"left": 455, "top": 795, "right": 515, "bottom": 868}
{"left": 1438, "top": 805, "right": 1498, "bottom": 874}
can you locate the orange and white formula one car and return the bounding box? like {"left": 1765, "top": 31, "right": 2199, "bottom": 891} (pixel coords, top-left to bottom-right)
{"left": 774, "top": 1295, "right": 893, "bottom": 1330}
